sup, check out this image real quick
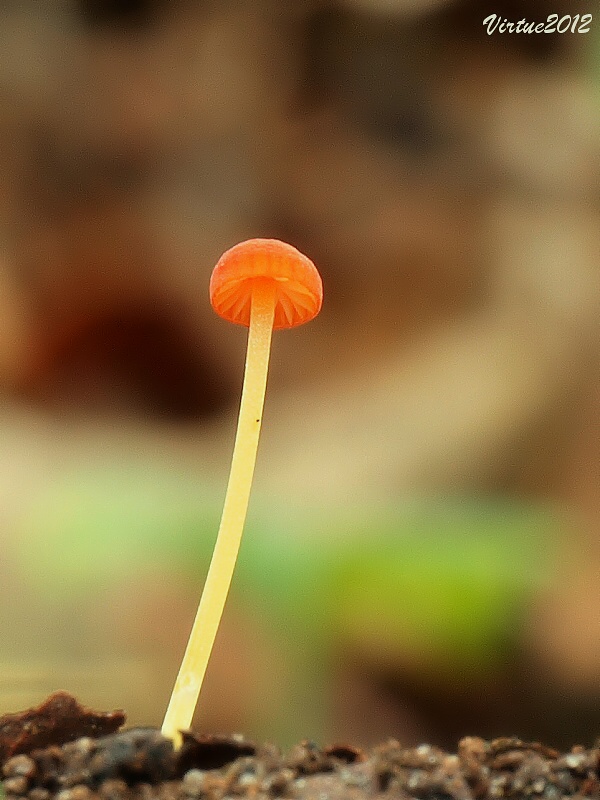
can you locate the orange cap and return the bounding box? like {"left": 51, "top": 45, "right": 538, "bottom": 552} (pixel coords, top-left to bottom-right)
{"left": 210, "top": 238, "right": 322, "bottom": 330}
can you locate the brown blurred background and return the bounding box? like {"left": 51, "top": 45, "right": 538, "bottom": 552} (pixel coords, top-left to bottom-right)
{"left": 0, "top": 0, "right": 599, "bottom": 750}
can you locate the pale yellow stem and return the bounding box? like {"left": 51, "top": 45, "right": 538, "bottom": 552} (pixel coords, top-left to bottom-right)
{"left": 161, "top": 280, "right": 276, "bottom": 746}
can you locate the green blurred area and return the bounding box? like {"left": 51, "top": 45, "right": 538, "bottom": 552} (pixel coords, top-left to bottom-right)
{"left": 15, "top": 466, "right": 558, "bottom": 660}
{"left": 1, "top": 461, "right": 565, "bottom": 744}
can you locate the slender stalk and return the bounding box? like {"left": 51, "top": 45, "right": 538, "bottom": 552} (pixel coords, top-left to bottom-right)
{"left": 161, "top": 280, "right": 276, "bottom": 746}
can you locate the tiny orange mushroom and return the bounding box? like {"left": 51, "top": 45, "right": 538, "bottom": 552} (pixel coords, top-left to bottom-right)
{"left": 161, "top": 239, "right": 322, "bottom": 745}
{"left": 210, "top": 238, "right": 322, "bottom": 329}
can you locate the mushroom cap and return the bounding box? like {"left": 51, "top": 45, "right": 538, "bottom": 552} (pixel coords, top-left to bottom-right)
{"left": 210, "top": 238, "right": 323, "bottom": 330}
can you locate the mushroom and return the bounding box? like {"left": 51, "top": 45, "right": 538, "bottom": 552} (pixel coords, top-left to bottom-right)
{"left": 161, "top": 238, "right": 322, "bottom": 744}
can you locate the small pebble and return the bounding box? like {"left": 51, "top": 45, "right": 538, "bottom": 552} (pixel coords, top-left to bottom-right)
{"left": 458, "top": 736, "right": 488, "bottom": 761}
{"left": 99, "top": 779, "right": 129, "bottom": 800}
{"left": 156, "top": 783, "right": 181, "bottom": 800}
{"left": 57, "top": 786, "right": 92, "bottom": 800}
{"left": 338, "top": 767, "right": 369, "bottom": 788}
{"left": 261, "top": 767, "right": 295, "bottom": 794}
{"left": 564, "top": 753, "right": 588, "bottom": 771}
{"left": 543, "top": 787, "right": 562, "bottom": 800}
{"left": 29, "top": 789, "right": 50, "bottom": 800}
{"left": 69, "top": 740, "right": 96, "bottom": 757}
{"left": 182, "top": 769, "right": 207, "bottom": 796}
{"left": 3, "top": 756, "right": 36, "bottom": 779}
{"left": 3, "top": 776, "right": 28, "bottom": 794}
{"left": 236, "top": 771, "right": 258, "bottom": 789}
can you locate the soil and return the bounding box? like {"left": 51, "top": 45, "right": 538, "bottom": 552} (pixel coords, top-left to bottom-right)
{"left": 1, "top": 693, "right": 599, "bottom": 800}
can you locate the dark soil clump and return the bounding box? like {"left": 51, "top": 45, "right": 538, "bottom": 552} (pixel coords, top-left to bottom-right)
{"left": 2, "top": 693, "right": 599, "bottom": 799}
{"left": 0, "top": 693, "right": 125, "bottom": 763}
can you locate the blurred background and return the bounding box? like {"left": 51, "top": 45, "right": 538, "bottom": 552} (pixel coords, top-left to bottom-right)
{"left": 0, "top": 0, "right": 599, "bottom": 751}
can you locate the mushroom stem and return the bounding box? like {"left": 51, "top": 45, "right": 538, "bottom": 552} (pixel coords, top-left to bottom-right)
{"left": 161, "top": 280, "right": 276, "bottom": 746}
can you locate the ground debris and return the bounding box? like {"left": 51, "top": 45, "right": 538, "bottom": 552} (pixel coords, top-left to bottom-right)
{"left": 0, "top": 693, "right": 125, "bottom": 763}
{"left": 1, "top": 714, "right": 600, "bottom": 799}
